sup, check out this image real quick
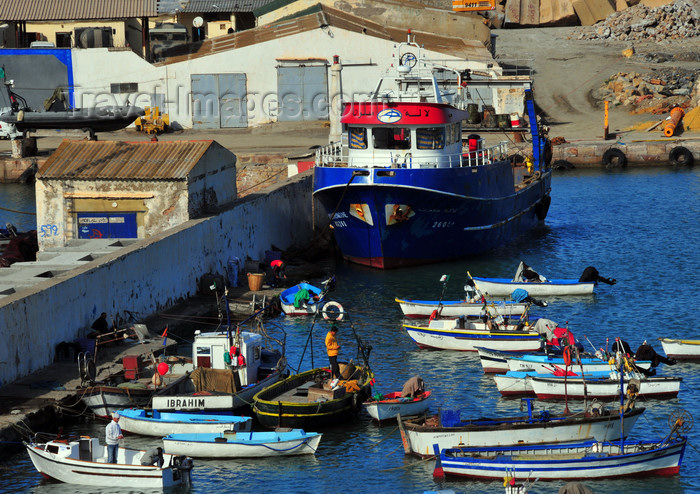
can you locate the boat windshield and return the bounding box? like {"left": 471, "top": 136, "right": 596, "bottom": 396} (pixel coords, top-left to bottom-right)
{"left": 372, "top": 127, "right": 411, "bottom": 149}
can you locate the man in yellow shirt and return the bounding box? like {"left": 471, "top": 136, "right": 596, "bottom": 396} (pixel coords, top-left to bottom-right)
{"left": 325, "top": 323, "right": 341, "bottom": 379}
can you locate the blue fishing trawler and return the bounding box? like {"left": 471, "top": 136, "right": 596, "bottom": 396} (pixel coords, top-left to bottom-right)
{"left": 312, "top": 34, "right": 552, "bottom": 268}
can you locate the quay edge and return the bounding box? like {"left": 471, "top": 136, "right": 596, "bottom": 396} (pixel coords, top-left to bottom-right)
{"left": 550, "top": 134, "right": 700, "bottom": 167}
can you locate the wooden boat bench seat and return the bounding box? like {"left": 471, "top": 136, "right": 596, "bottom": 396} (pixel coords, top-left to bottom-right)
{"left": 294, "top": 381, "right": 315, "bottom": 397}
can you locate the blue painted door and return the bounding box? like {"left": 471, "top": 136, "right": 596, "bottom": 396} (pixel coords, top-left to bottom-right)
{"left": 277, "top": 65, "right": 328, "bottom": 122}
{"left": 77, "top": 213, "right": 137, "bottom": 239}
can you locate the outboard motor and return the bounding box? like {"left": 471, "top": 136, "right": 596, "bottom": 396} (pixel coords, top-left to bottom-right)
{"left": 579, "top": 266, "right": 617, "bottom": 285}
{"left": 172, "top": 455, "right": 194, "bottom": 487}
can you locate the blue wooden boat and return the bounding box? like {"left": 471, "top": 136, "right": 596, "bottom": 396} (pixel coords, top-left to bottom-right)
{"left": 117, "top": 408, "right": 253, "bottom": 436}
{"left": 280, "top": 276, "right": 336, "bottom": 316}
{"left": 434, "top": 435, "right": 687, "bottom": 480}
{"left": 163, "top": 429, "right": 322, "bottom": 457}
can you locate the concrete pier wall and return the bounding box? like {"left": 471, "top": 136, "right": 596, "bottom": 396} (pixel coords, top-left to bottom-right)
{"left": 0, "top": 174, "right": 316, "bottom": 386}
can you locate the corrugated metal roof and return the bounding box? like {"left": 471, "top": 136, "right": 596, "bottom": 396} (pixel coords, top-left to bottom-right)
{"left": 0, "top": 0, "right": 158, "bottom": 21}
{"left": 160, "top": 0, "right": 277, "bottom": 13}
{"left": 37, "top": 140, "right": 217, "bottom": 180}
{"left": 160, "top": 5, "right": 492, "bottom": 64}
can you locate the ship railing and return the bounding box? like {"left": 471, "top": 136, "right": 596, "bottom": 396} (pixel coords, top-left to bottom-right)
{"left": 315, "top": 142, "right": 345, "bottom": 166}
{"left": 462, "top": 141, "right": 509, "bottom": 167}
{"left": 315, "top": 142, "right": 509, "bottom": 168}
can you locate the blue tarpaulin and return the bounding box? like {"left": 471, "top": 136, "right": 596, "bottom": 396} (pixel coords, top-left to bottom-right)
{"left": 511, "top": 288, "right": 529, "bottom": 302}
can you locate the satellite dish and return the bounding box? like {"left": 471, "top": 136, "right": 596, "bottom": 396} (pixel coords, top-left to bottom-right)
{"left": 193, "top": 16, "right": 203, "bottom": 28}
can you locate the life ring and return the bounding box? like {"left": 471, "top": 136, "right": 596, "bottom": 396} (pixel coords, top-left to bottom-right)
{"left": 322, "top": 301, "right": 344, "bottom": 321}
{"left": 669, "top": 146, "right": 694, "bottom": 167}
{"left": 602, "top": 148, "right": 627, "bottom": 168}
{"left": 563, "top": 346, "right": 573, "bottom": 367}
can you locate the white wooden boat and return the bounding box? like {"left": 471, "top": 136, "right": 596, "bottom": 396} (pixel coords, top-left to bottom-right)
{"left": 530, "top": 373, "right": 682, "bottom": 400}
{"left": 471, "top": 262, "right": 616, "bottom": 298}
{"left": 152, "top": 328, "right": 286, "bottom": 413}
{"left": 363, "top": 390, "right": 432, "bottom": 421}
{"left": 471, "top": 276, "right": 596, "bottom": 297}
{"left": 117, "top": 408, "right": 253, "bottom": 436}
{"left": 24, "top": 435, "right": 193, "bottom": 488}
{"left": 494, "top": 370, "right": 615, "bottom": 397}
{"left": 162, "top": 429, "right": 322, "bottom": 457}
{"left": 658, "top": 337, "right": 700, "bottom": 361}
{"left": 398, "top": 403, "right": 645, "bottom": 457}
{"left": 403, "top": 318, "right": 543, "bottom": 352}
{"left": 435, "top": 435, "right": 686, "bottom": 480}
{"left": 476, "top": 346, "right": 515, "bottom": 373}
{"left": 507, "top": 353, "right": 652, "bottom": 374}
{"left": 395, "top": 298, "right": 529, "bottom": 319}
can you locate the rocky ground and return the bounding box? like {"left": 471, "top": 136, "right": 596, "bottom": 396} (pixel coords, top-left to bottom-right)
{"left": 493, "top": 2, "right": 700, "bottom": 141}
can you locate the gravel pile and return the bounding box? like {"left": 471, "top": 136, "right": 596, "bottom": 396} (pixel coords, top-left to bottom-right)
{"left": 573, "top": 0, "right": 700, "bottom": 42}
{"left": 593, "top": 67, "right": 699, "bottom": 109}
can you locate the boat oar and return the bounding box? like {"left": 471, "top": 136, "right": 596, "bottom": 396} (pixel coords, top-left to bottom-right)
{"left": 584, "top": 334, "right": 598, "bottom": 355}
{"left": 432, "top": 443, "right": 444, "bottom": 478}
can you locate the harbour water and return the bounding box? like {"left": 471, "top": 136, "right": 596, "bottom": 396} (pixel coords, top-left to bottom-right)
{"left": 1, "top": 166, "right": 700, "bottom": 493}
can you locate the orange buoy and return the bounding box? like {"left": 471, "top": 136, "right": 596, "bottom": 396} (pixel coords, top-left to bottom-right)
{"left": 663, "top": 107, "right": 685, "bottom": 137}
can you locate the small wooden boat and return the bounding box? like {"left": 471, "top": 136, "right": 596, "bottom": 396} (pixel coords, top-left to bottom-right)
{"left": 363, "top": 390, "right": 432, "bottom": 421}
{"left": 530, "top": 373, "right": 682, "bottom": 400}
{"left": 395, "top": 298, "right": 529, "bottom": 319}
{"left": 162, "top": 429, "right": 322, "bottom": 457}
{"left": 24, "top": 435, "right": 193, "bottom": 488}
{"left": 280, "top": 277, "right": 336, "bottom": 316}
{"left": 80, "top": 350, "right": 190, "bottom": 418}
{"left": 252, "top": 364, "right": 374, "bottom": 429}
{"left": 477, "top": 346, "right": 516, "bottom": 373}
{"left": 507, "top": 353, "right": 652, "bottom": 374}
{"left": 117, "top": 408, "right": 253, "bottom": 436}
{"left": 435, "top": 435, "right": 687, "bottom": 480}
{"left": 472, "top": 276, "right": 596, "bottom": 297}
{"left": 658, "top": 337, "right": 700, "bottom": 361}
{"left": 494, "top": 370, "right": 615, "bottom": 397}
{"left": 403, "top": 317, "right": 543, "bottom": 352}
{"left": 398, "top": 401, "right": 645, "bottom": 457}
{"left": 471, "top": 262, "right": 616, "bottom": 297}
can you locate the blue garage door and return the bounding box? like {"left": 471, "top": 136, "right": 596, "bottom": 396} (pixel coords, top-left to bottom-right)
{"left": 78, "top": 213, "right": 137, "bottom": 239}
{"left": 277, "top": 65, "right": 328, "bottom": 122}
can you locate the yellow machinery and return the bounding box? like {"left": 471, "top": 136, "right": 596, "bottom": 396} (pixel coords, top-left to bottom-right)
{"left": 135, "top": 106, "right": 169, "bottom": 134}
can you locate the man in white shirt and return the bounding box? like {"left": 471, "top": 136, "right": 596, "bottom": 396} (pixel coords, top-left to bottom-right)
{"left": 105, "top": 412, "right": 124, "bottom": 463}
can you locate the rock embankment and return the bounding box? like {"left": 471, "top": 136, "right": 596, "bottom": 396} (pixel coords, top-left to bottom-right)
{"left": 571, "top": 0, "right": 700, "bottom": 41}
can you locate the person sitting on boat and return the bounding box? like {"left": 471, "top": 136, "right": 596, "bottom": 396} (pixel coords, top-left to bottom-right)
{"left": 325, "top": 323, "right": 341, "bottom": 379}
{"left": 401, "top": 375, "right": 425, "bottom": 398}
{"left": 141, "top": 447, "right": 164, "bottom": 467}
{"left": 105, "top": 412, "right": 124, "bottom": 463}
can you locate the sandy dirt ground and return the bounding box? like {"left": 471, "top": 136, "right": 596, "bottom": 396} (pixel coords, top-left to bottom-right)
{"left": 493, "top": 26, "right": 700, "bottom": 141}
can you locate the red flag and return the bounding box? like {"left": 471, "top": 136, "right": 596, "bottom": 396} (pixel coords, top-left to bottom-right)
{"left": 161, "top": 326, "right": 168, "bottom": 346}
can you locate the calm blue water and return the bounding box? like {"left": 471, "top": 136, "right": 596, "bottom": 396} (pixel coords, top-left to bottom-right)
{"left": 0, "top": 183, "right": 36, "bottom": 232}
{"left": 1, "top": 167, "right": 700, "bottom": 493}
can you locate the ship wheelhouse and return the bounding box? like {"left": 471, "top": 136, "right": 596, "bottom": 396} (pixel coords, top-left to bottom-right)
{"left": 342, "top": 102, "right": 467, "bottom": 169}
